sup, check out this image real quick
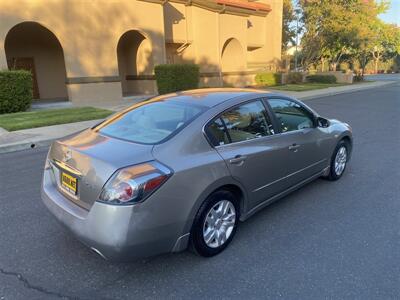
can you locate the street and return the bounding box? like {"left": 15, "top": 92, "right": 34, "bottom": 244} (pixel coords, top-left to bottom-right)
{"left": 0, "top": 82, "right": 399, "bottom": 299}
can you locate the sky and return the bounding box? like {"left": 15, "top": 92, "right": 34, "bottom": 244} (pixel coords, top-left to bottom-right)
{"left": 379, "top": 0, "right": 400, "bottom": 25}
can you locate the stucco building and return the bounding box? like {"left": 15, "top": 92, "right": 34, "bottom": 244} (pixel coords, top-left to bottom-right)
{"left": 0, "top": 0, "right": 283, "bottom": 104}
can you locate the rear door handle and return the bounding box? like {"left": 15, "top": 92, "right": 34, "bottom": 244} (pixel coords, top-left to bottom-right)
{"left": 229, "top": 155, "right": 247, "bottom": 165}
{"left": 288, "top": 144, "right": 300, "bottom": 151}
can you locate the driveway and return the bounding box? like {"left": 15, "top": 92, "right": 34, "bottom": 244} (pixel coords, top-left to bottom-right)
{"left": 0, "top": 82, "right": 399, "bottom": 299}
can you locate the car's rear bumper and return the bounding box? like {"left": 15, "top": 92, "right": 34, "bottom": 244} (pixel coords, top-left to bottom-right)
{"left": 41, "top": 170, "right": 189, "bottom": 261}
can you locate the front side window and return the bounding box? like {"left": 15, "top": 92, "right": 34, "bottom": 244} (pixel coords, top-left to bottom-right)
{"left": 207, "top": 100, "right": 273, "bottom": 145}
{"left": 268, "top": 99, "right": 314, "bottom": 133}
{"left": 96, "top": 101, "right": 205, "bottom": 144}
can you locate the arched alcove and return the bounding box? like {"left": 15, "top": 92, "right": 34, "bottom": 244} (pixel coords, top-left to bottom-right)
{"left": 117, "top": 30, "right": 153, "bottom": 96}
{"left": 221, "top": 38, "right": 246, "bottom": 72}
{"left": 5, "top": 22, "right": 68, "bottom": 100}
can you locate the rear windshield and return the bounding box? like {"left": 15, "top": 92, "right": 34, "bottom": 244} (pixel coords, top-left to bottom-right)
{"left": 96, "top": 101, "right": 205, "bottom": 144}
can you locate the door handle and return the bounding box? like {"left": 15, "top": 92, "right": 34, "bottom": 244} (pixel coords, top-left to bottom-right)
{"left": 288, "top": 144, "right": 300, "bottom": 152}
{"left": 229, "top": 155, "right": 247, "bottom": 165}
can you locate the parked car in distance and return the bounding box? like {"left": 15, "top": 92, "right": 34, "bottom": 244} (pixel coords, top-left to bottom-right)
{"left": 41, "top": 88, "right": 352, "bottom": 261}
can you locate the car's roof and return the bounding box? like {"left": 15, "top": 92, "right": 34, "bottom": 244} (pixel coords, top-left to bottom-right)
{"left": 150, "top": 88, "right": 277, "bottom": 108}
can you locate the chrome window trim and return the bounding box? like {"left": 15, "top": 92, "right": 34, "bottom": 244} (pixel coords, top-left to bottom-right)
{"left": 213, "top": 127, "right": 314, "bottom": 149}
{"left": 203, "top": 123, "right": 314, "bottom": 150}
{"left": 214, "top": 133, "right": 276, "bottom": 149}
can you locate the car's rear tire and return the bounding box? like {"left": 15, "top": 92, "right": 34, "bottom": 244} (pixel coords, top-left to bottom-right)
{"left": 190, "top": 190, "right": 239, "bottom": 257}
{"left": 326, "top": 139, "right": 350, "bottom": 181}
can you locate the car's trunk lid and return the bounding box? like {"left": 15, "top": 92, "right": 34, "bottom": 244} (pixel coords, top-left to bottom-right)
{"left": 47, "top": 129, "right": 154, "bottom": 209}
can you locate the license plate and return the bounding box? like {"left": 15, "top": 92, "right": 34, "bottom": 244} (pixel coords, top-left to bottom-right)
{"left": 61, "top": 172, "right": 78, "bottom": 195}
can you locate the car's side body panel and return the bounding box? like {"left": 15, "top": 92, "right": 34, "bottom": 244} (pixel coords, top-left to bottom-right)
{"left": 215, "top": 134, "right": 303, "bottom": 209}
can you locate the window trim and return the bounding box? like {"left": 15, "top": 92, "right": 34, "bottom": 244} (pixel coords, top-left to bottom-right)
{"left": 203, "top": 98, "right": 277, "bottom": 148}
{"left": 264, "top": 96, "right": 317, "bottom": 134}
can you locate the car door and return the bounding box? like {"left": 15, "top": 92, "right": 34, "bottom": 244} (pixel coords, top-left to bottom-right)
{"left": 205, "top": 99, "right": 300, "bottom": 208}
{"left": 265, "top": 97, "right": 330, "bottom": 185}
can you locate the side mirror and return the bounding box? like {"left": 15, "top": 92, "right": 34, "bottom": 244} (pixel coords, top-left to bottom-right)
{"left": 317, "top": 117, "right": 330, "bottom": 128}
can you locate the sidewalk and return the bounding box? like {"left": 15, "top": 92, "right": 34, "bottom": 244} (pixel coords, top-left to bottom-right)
{"left": 30, "top": 94, "right": 152, "bottom": 111}
{"left": 0, "top": 80, "right": 395, "bottom": 154}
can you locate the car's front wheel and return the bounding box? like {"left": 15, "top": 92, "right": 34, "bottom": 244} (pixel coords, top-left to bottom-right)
{"left": 327, "top": 139, "right": 350, "bottom": 180}
{"left": 191, "top": 190, "right": 239, "bottom": 257}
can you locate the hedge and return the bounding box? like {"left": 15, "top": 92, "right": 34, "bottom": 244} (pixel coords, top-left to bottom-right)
{"left": 255, "top": 72, "right": 281, "bottom": 86}
{"left": 286, "top": 72, "right": 303, "bottom": 84}
{"left": 306, "top": 74, "right": 337, "bottom": 84}
{"left": 154, "top": 64, "right": 200, "bottom": 94}
{"left": 0, "top": 70, "right": 32, "bottom": 114}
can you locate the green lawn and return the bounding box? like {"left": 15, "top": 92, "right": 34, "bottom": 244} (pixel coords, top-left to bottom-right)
{"left": 0, "top": 107, "right": 113, "bottom": 131}
{"left": 269, "top": 83, "right": 349, "bottom": 92}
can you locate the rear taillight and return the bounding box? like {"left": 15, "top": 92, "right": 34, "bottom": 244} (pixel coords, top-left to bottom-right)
{"left": 98, "top": 161, "right": 172, "bottom": 205}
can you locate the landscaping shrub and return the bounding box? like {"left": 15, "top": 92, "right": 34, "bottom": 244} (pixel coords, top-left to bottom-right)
{"left": 306, "top": 74, "right": 337, "bottom": 84}
{"left": 0, "top": 70, "right": 32, "bottom": 114}
{"left": 154, "top": 64, "right": 200, "bottom": 94}
{"left": 286, "top": 72, "right": 303, "bottom": 84}
{"left": 353, "top": 74, "right": 364, "bottom": 82}
{"left": 255, "top": 72, "right": 281, "bottom": 86}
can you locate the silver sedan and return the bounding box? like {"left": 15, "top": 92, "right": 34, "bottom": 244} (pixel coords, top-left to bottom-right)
{"left": 41, "top": 88, "right": 352, "bottom": 261}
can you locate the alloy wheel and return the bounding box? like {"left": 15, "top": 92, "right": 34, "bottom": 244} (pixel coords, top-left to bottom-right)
{"left": 202, "top": 200, "right": 236, "bottom": 248}
{"left": 334, "top": 146, "right": 347, "bottom": 176}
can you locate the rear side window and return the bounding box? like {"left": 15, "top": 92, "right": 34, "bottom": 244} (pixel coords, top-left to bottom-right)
{"left": 206, "top": 118, "right": 230, "bottom": 146}
{"left": 206, "top": 100, "right": 274, "bottom": 146}
{"left": 268, "top": 99, "right": 314, "bottom": 133}
{"left": 96, "top": 101, "right": 205, "bottom": 144}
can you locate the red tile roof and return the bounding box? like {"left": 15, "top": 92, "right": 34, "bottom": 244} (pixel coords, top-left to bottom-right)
{"left": 215, "top": 0, "right": 271, "bottom": 12}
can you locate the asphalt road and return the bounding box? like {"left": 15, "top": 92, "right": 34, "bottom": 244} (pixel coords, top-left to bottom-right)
{"left": 1, "top": 82, "right": 399, "bottom": 299}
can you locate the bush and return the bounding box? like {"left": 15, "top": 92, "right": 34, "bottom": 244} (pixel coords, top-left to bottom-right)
{"left": 353, "top": 74, "right": 364, "bottom": 82}
{"left": 306, "top": 74, "right": 337, "bottom": 84}
{"left": 286, "top": 72, "right": 303, "bottom": 84}
{"left": 154, "top": 64, "right": 200, "bottom": 94}
{"left": 0, "top": 70, "right": 32, "bottom": 114}
{"left": 255, "top": 72, "right": 281, "bottom": 86}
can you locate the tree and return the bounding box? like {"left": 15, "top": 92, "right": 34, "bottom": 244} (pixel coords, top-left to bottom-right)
{"left": 370, "top": 23, "right": 400, "bottom": 73}
{"left": 282, "top": 0, "right": 297, "bottom": 52}
{"left": 353, "top": 1, "right": 388, "bottom": 76}
{"left": 298, "top": 0, "right": 391, "bottom": 72}
{"left": 297, "top": 0, "right": 324, "bottom": 69}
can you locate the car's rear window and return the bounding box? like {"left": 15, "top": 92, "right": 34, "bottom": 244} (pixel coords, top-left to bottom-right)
{"left": 96, "top": 101, "right": 205, "bottom": 144}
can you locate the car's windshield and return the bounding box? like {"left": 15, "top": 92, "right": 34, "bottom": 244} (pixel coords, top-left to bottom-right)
{"left": 96, "top": 100, "right": 205, "bottom": 144}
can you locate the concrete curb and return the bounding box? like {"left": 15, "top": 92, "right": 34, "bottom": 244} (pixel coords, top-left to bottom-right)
{"left": 0, "top": 119, "right": 101, "bottom": 154}
{"left": 298, "top": 81, "right": 395, "bottom": 101}
{"left": 0, "top": 138, "right": 54, "bottom": 154}
{"left": 267, "top": 80, "right": 395, "bottom": 101}
{"left": 0, "top": 127, "right": 8, "bottom": 135}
